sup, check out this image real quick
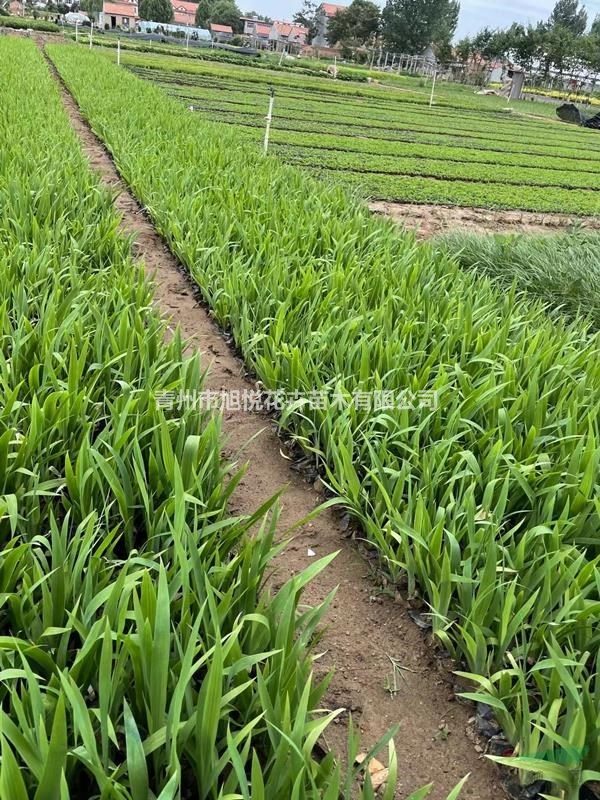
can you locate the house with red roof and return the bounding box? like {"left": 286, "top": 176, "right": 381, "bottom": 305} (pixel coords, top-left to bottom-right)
{"left": 100, "top": 0, "right": 138, "bottom": 30}
{"left": 269, "top": 20, "right": 308, "bottom": 52}
{"left": 240, "top": 16, "right": 271, "bottom": 41}
{"left": 210, "top": 22, "right": 233, "bottom": 40}
{"left": 170, "top": 0, "right": 196, "bottom": 25}
{"left": 312, "top": 1, "right": 346, "bottom": 46}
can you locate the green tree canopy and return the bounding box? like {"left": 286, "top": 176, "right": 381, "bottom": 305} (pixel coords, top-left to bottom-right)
{"left": 79, "top": 0, "right": 103, "bottom": 16}
{"left": 139, "top": 0, "right": 174, "bottom": 23}
{"left": 243, "top": 9, "right": 272, "bottom": 21}
{"left": 548, "top": 0, "right": 587, "bottom": 35}
{"left": 194, "top": 0, "right": 211, "bottom": 26}
{"left": 381, "top": 0, "right": 459, "bottom": 54}
{"left": 195, "top": 0, "right": 242, "bottom": 30}
{"left": 327, "top": 0, "right": 380, "bottom": 45}
{"left": 293, "top": 0, "right": 318, "bottom": 41}
{"left": 210, "top": 0, "right": 242, "bottom": 30}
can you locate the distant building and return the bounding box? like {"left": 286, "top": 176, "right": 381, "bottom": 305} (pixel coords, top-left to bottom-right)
{"left": 100, "top": 0, "right": 138, "bottom": 29}
{"left": 240, "top": 16, "right": 271, "bottom": 43}
{"left": 171, "top": 0, "right": 196, "bottom": 26}
{"left": 240, "top": 17, "right": 307, "bottom": 52}
{"left": 269, "top": 20, "right": 308, "bottom": 52}
{"left": 210, "top": 22, "right": 233, "bottom": 40}
{"left": 312, "top": 2, "right": 346, "bottom": 46}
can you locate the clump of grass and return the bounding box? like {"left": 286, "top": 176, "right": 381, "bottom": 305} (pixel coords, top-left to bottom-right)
{"left": 437, "top": 229, "right": 600, "bottom": 328}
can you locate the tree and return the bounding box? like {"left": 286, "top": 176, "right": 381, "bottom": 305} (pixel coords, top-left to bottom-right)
{"left": 293, "top": 0, "right": 318, "bottom": 41}
{"left": 381, "top": 0, "right": 459, "bottom": 54}
{"left": 195, "top": 0, "right": 242, "bottom": 30}
{"left": 195, "top": 0, "right": 211, "bottom": 26}
{"left": 243, "top": 9, "right": 272, "bottom": 21}
{"left": 578, "top": 29, "right": 600, "bottom": 72}
{"left": 327, "top": 0, "right": 379, "bottom": 45}
{"left": 454, "top": 36, "right": 472, "bottom": 63}
{"left": 210, "top": 0, "right": 242, "bottom": 30}
{"left": 505, "top": 22, "right": 545, "bottom": 70}
{"left": 544, "top": 23, "right": 578, "bottom": 74}
{"left": 548, "top": 0, "right": 587, "bottom": 36}
{"left": 80, "top": 0, "right": 102, "bottom": 16}
{"left": 139, "top": 0, "right": 173, "bottom": 22}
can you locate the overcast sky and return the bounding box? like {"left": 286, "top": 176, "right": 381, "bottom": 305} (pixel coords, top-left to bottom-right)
{"left": 252, "top": 0, "right": 600, "bottom": 39}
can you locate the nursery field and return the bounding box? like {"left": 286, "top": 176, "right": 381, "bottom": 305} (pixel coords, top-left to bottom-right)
{"left": 48, "top": 42, "right": 600, "bottom": 800}
{"left": 0, "top": 36, "right": 424, "bottom": 799}
{"left": 116, "top": 48, "right": 600, "bottom": 214}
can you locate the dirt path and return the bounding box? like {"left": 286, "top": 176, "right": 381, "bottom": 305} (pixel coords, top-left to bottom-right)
{"left": 371, "top": 200, "right": 600, "bottom": 238}
{"left": 45, "top": 49, "right": 506, "bottom": 800}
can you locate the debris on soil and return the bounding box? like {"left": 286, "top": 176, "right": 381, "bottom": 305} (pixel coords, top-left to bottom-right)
{"left": 476, "top": 702, "right": 502, "bottom": 738}
{"left": 355, "top": 754, "right": 390, "bottom": 793}
{"left": 408, "top": 608, "right": 432, "bottom": 629}
{"left": 370, "top": 200, "right": 600, "bottom": 238}
{"left": 503, "top": 777, "right": 548, "bottom": 800}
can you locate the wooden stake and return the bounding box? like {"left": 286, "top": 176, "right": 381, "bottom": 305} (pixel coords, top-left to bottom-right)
{"left": 429, "top": 70, "right": 437, "bottom": 106}
{"left": 263, "top": 88, "right": 275, "bottom": 155}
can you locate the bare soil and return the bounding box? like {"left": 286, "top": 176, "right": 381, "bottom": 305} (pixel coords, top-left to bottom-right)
{"left": 45, "top": 49, "right": 506, "bottom": 799}
{"left": 371, "top": 200, "right": 600, "bottom": 238}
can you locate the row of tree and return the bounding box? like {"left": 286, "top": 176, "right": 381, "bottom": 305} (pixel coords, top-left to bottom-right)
{"left": 84, "top": 0, "right": 599, "bottom": 79}
{"left": 296, "top": 0, "right": 600, "bottom": 77}
{"left": 456, "top": 0, "right": 600, "bottom": 77}
{"left": 294, "top": 0, "right": 459, "bottom": 59}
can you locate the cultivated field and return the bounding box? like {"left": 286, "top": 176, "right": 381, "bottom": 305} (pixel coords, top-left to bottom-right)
{"left": 1, "top": 36, "right": 427, "bottom": 799}
{"left": 117, "top": 48, "right": 600, "bottom": 214}
{"left": 2, "top": 28, "right": 600, "bottom": 799}
{"left": 47, "top": 40, "right": 600, "bottom": 800}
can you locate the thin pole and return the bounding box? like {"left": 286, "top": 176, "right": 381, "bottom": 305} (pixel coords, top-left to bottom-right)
{"left": 278, "top": 46, "right": 285, "bottom": 66}
{"left": 117, "top": 37, "right": 120, "bottom": 64}
{"left": 75, "top": 21, "right": 78, "bottom": 41}
{"left": 185, "top": 28, "right": 189, "bottom": 50}
{"left": 89, "top": 20, "right": 93, "bottom": 48}
{"left": 429, "top": 69, "right": 437, "bottom": 106}
{"left": 333, "top": 53, "right": 336, "bottom": 77}
{"left": 263, "top": 88, "right": 275, "bottom": 154}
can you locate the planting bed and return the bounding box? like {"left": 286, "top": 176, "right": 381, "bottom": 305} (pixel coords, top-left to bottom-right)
{"left": 116, "top": 49, "right": 600, "bottom": 214}
{"left": 0, "top": 35, "right": 428, "bottom": 799}
{"left": 49, "top": 43, "right": 600, "bottom": 800}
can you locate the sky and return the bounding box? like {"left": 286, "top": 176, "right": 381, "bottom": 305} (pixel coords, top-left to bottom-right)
{"left": 250, "top": 0, "right": 600, "bottom": 39}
